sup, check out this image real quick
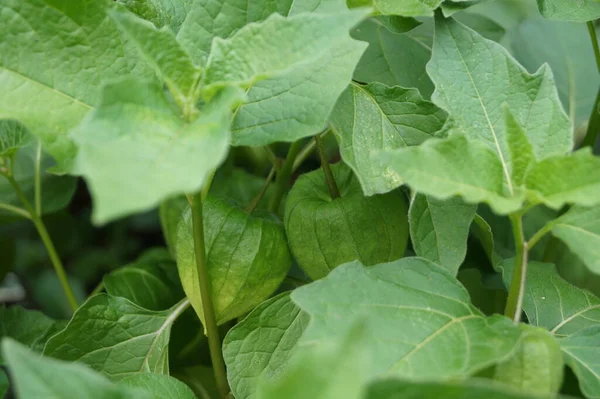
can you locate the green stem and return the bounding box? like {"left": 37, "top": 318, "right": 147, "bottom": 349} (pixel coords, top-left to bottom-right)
{"left": 315, "top": 134, "right": 340, "bottom": 199}
{"left": 246, "top": 166, "right": 276, "bottom": 214}
{"left": 292, "top": 129, "right": 332, "bottom": 173}
{"left": 188, "top": 191, "right": 229, "bottom": 398}
{"left": 582, "top": 22, "right": 600, "bottom": 148}
{"left": 268, "top": 140, "right": 303, "bottom": 213}
{"left": 0, "top": 202, "right": 31, "bottom": 219}
{"left": 527, "top": 221, "right": 555, "bottom": 251}
{"left": 1, "top": 172, "right": 78, "bottom": 311}
{"left": 504, "top": 214, "right": 528, "bottom": 323}
{"left": 89, "top": 280, "right": 105, "bottom": 298}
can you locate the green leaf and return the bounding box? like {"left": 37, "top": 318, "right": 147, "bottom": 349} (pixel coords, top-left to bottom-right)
{"left": 376, "top": 135, "right": 525, "bottom": 215}
{"left": 176, "top": 196, "right": 292, "bottom": 326}
{"left": 2, "top": 339, "right": 149, "bottom": 399}
{"left": 427, "top": 15, "right": 572, "bottom": 192}
{"left": 440, "top": 0, "right": 484, "bottom": 16}
{"left": 0, "top": 0, "right": 155, "bottom": 170}
{"left": 548, "top": 206, "right": 600, "bottom": 274}
{"left": 72, "top": 80, "right": 244, "bottom": 224}
{"left": 117, "top": 0, "right": 195, "bottom": 32}
{"left": 499, "top": 260, "right": 600, "bottom": 337}
{"left": 109, "top": 9, "right": 202, "bottom": 108}
{"left": 0, "top": 370, "right": 7, "bottom": 398}
{"left": 370, "top": 0, "right": 443, "bottom": 17}
{"left": 0, "top": 120, "right": 32, "bottom": 158}
{"left": 256, "top": 323, "right": 369, "bottom": 399}
{"left": 409, "top": 194, "right": 476, "bottom": 275}
{"left": 103, "top": 249, "right": 184, "bottom": 311}
{"left": 525, "top": 149, "right": 600, "bottom": 210}
{"left": 537, "top": 0, "right": 600, "bottom": 22}
{"left": 329, "top": 82, "right": 447, "bottom": 195}
{"left": 493, "top": 324, "right": 564, "bottom": 395}
{"left": 119, "top": 373, "right": 197, "bottom": 399}
{"left": 223, "top": 292, "right": 310, "bottom": 399}
{"left": 159, "top": 195, "right": 188, "bottom": 257}
{"left": 505, "top": 107, "right": 535, "bottom": 188}
{"left": 285, "top": 163, "right": 409, "bottom": 280}
{"left": 560, "top": 326, "right": 600, "bottom": 398}
{"left": 0, "top": 306, "right": 54, "bottom": 364}
{"left": 210, "top": 168, "right": 275, "bottom": 211}
{"left": 201, "top": 11, "right": 368, "bottom": 146}
{"left": 291, "top": 258, "right": 522, "bottom": 379}
{"left": 177, "top": 0, "right": 347, "bottom": 67}
{"left": 510, "top": 16, "right": 599, "bottom": 130}
{"left": 44, "top": 294, "right": 190, "bottom": 381}
{"left": 373, "top": 15, "right": 422, "bottom": 34}
{"left": 352, "top": 18, "right": 434, "bottom": 97}
{"left": 364, "top": 377, "right": 561, "bottom": 398}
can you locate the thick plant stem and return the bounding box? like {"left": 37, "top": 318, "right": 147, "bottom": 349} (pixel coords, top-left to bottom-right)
{"left": 188, "top": 191, "right": 229, "bottom": 398}
{"left": 315, "top": 134, "right": 340, "bottom": 199}
{"left": 268, "top": 140, "right": 303, "bottom": 212}
{"left": 582, "top": 22, "right": 600, "bottom": 148}
{"left": 2, "top": 172, "right": 78, "bottom": 311}
{"left": 504, "top": 214, "right": 528, "bottom": 323}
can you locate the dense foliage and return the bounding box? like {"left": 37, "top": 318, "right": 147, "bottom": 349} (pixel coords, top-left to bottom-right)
{"left": 2, "top": 0, "right": 600, "bottom": 398}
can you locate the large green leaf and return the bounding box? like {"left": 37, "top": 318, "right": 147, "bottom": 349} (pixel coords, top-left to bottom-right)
{"left": 560, "top": 326, "right": 600, "bottom": 399}
{"left": 176, "top": 196, "right": 292, "bottom": 326}
{"left": 547, "top": 206, "right": 600, "bottom": 274}
{"left": 525, "top": 149, "right": 600, "bottom": 210}
{"left": 510, "top": 17, "right": 598, "bottom": 130}
{"left": 369, "top": 0, "right": 444, "bottom": 17}
{"left": 537, "top": 0, "right": 600, "bottom": 22}
{"left": 2, "top": 339, "right": 148, "bottom": 399}
{"left": 352, "top": 18, "right": 434, "bottom": 97}
{"left": 499, "top": 260, "right": 600, "bottom": 337}
{"left": 44, "top": 294, "right": 190, "bottom": 381}
{"left": 427, "top": 14, "right": 572, "bottom": 192}
{"left": 109, "top": 9, "right": 202, "bottom": 108}
{"left": 364, "top": 378, "right": 561, "bottom": 398}
{"left": 0, "top": 120, "right": 31, "bottom": 158}
{"left": 330, "top": 82, "right": 447, "bottom": 195}
{"left": 159, "top": 195, "right": 188, "bottom": 257}
{"left": 119, "top": 373, "right": 197, "bottom": 399}
{"left": 223, "top": 292, "right": 310, "bottom": 399}
{"left": 0, "top": 0, "right": 154, "bottom": 170}
{"left": 72, "top": 80, "right": 243, "bottom": 224}
{"left": 117, "top": 0, "right": 195, "bottom": 32}
{"left": 291, "top": 258, "right": 522, "bottom": 379}
{"left": 0, "top": 306, "right": 54, "bottom": 364}
{"left": 200, "top": 10, "right": 368, "bottom": 146}
{"left": 376, "top": 135, "right": 524, "bottom": 214}
{"left": 284, "top": 163, "right": 409, "bottom": 280}
{"left": 409, "top": 194, "right": 476, "bottom": 275}
{"left": 103, "top": 249, "right": 184, "bottom": 311}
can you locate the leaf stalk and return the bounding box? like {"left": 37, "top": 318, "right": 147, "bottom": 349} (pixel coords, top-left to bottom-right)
{"left": 504, "top": 213, "right": 528, "bottom": 323}
{"left": 316, "top": 134, "right": 340, "bottom": 199}
{"left": 268, "top": 140, "right": 303, "bottom": 212}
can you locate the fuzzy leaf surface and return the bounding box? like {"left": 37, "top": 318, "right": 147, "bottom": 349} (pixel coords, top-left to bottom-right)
{"left": 537, "top": 0, "right": 600, "bottom": 22}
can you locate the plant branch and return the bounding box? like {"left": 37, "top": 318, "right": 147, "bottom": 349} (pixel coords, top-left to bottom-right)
{"left": 292, "top": 129, "right": 332, "bottom": 173}
{"left": 188, "top": 190, "right": 229, "bottom": 398}
{"left": 315, "top": 134, "right": 340, "bottom": 199}
{"left": 268, "top": 140, "right": 303, "bottom": 213}
{"left": 0, "top": 202, "right": 31, "bottom": 219}
{"left": 582, "top": 22, "right": 600, "bottom": 148}
{"left": 527, "top": 222, "right": 555, "bottom": 251}
{"left": 1, "top": 171, "right": 79, "bottom": 311}
{"left": 504, "top": 214, "right": 528, "bottom": 324}
{"left": 246, "top": 166, "right": 276, "bottom": 214}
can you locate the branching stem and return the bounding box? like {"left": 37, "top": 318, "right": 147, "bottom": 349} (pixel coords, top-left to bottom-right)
{"left": 504, "top": 214, "right": 528, "bottom": 324}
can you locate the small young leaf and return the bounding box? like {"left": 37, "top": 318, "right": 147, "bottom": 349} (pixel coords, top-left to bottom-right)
{"left": 560, "top": 326, "right": 600, "bottom": 398}
{"left": 44, "top": 294, "right": 189, "bottom": 380}
{"left": 223, "top": 292, "right": 310, "bottom": 399}
{"left": 0, "top": 120, "right": 31, "bottom": 158}
{"left": 376, "top": 135, "right": 525, "bottom": 215}
{"left": 549, "top": 205, "right": 600, "bottom": 274}
{"left": 0, "top": 0, "right": 155, "bottom": 170}
{"left": 493, "top": 325, "right": 564, "bottom": 395}
{"left": 2, "top": 339, "right": 149, "bottom": 399}
{"left": 409, "top": 194, "right": 476, "bottom": 275}
{"left": 505, "top": 107, "right": 535, "bottom": 188}
{"left": 291, "top": 258, "right": 523, "bottom": 379}
{"left": 352, "top": 18, "right": 434, "bottom": 97}
{"left": 525, "top": 149, "right": 600, "bottom": 210}
{"left": 428, "top": 14, "right": 571, "bottom": 190}
{"left": 176, "top": 196, "right": 292, "bottom": 326}
{"left": 103, "top": 249, "right": 184, "bottom": 311}
{"left": 285, "top": 163, "right": 409, "bottom": 280}
{"left": 109, "top": 9, "right": 202, "bottom": 105}
{"left": 330, "top": 82, "right": 447, "bottom": 195}
{"left": 499, "top": 260, "right": 600, "bottom": 337}
{"left": 0, "top": 306, "right": 54, "bottom": 364}
{"left": 537, "top": 0, "right": 600, "bottom": 22}
{"left": 73, "top": 80, "right": 244, "bottom": 224}
{"left": 119, "top": 373, "right": 197, "bottom": 399}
